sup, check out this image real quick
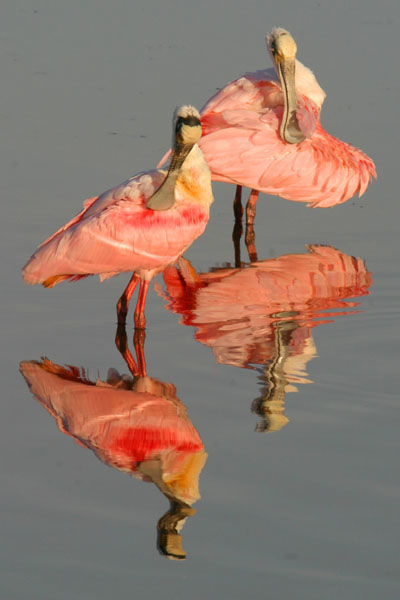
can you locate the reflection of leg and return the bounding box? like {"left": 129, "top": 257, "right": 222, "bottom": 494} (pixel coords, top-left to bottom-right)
{"left": 134, "top": 328, "right": 147, "bottom": 377}
{"left": 232, "top": 221, "right": 242, "bottom": 268}
{"left": 134, "top": 280, "right": 149, "bottom": 329}
{"left": 157, "top": 500, "right": 196, "bottom": 561}
{"left": 245, "top": 189, "right": 259, "bottom": 263}
{"left": 116, "top": 273, "right": 140, "bottom": 324}
{"left": 232, "top": 186, "right": 243, "bottom": 268}
{"left": 115, "top": 323, "right": 139, "bottom": 377}
{"left": 233, "top": 185, "right": 243, "bottom": 221}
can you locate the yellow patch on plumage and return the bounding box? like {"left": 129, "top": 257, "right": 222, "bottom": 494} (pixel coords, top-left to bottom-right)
{"left": 175, "top": 177, "right": 213, "bottom": 208}
{"left": 164, "top": 450, "right": 208, "bottom": 504}
{"left": 174, "top": 145, "right": 214, "bottom": 208}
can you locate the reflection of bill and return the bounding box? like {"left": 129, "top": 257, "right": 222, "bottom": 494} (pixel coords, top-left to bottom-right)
{"left": 161, "top": 245, "right": 373, "bottom": 432}
{"left": 20, "top": 328, "right": 207, "bottom": 560}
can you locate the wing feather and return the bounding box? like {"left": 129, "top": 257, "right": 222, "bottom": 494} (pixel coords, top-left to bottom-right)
{"left": 200, "top": 71, "right": 376, "bottom": 207}
{"left": 23, "top": 170, "right": 209, "bottom": 285}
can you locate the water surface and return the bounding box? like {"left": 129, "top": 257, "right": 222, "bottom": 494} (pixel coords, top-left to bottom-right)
{"left": 1, "top": 1, "right": 399, "bottom": 599}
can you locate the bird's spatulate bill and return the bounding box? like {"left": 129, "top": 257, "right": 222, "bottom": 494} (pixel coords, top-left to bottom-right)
{"left": 278, "top": 57, "right": 306, "bottom": 144}
{"left": 147, "top": 144, "right": 192, "bottom": 211}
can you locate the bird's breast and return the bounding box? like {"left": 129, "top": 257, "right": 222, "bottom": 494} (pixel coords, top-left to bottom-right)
{"left": 175, "top": 176, "right": 213, "bottom": 209}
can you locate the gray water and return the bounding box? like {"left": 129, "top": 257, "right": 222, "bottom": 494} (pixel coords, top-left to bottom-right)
{"left": 1, "top": 1, "right": 399, "bottom": 598}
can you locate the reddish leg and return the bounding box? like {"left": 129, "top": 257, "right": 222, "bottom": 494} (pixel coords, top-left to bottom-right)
{"left": 134, "top": 328, "right": 147, "bottom": 377}
{"left": 115, "top": 323, "right": 139, "bottom": 377}
{"left": 115, "top": 323, "right": 147, "bottom": 378}
{"left": 117, "top": 273, "right": 140, "bottom": 324}
{"left": 134, "top": 280, "right": 149, "bottom": 329}
{"left": 245, "top": 189, "right": 259, "bottom": 263}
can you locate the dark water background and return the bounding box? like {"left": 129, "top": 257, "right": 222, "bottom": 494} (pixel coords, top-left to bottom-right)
{"left": 1, "top": 1, "right": 399, "bottom": 598}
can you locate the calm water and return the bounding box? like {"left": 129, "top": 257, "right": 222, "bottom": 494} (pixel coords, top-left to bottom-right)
{"left": 2, "top": 1, "right": 399, "bottom": 598}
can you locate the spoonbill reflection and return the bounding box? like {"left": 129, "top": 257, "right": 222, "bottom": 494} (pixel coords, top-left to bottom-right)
{"left": 161, "top": 245, "right": 372, "bottom": 432}
{"left": 20, "top": 326, "right": 207, "bottom": 560}
{"left": 198, "top": 28, "right": 376, "bottom": 253}
{"left": 22, "top": 106, "right": 213, "bottom": 329}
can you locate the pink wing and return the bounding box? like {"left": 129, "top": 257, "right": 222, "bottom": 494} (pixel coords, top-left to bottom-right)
{"left": 161, "top": 245, "right": 373, "bottom": 368}
{"left": 22, "top": 170, "right": 209, "bottom": 286}
{"left": 201, "top": 69, "right": 281, "bottom": 114}
{"left": 200, "top": 72, "right": 376, "bottom": 207}
{"left": 20, "top": 360, "right": 204, "bottom": 481}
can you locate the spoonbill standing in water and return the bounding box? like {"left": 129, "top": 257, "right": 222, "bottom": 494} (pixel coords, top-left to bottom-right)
{"left": 197, "top": 28, "right": 376, "bottom": 255}
{"left": 22, "top": 106, "right": 213, "bottom": 328}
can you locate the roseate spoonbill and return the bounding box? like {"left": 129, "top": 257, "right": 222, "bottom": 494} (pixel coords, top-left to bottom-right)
{"left": 160, "top": 246, "right": 372, "bottom": 432}
{"left": 20, "top": 325, "right": 207, "bottom": 560}
{"left": 197, "top": 28, "right": 376, "bottom": 257}
{"left": 22, "top": 106, "right": 213, "bottom": 329}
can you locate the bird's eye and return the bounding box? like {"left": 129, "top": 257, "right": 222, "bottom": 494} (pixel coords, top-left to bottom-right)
{"left": 178, "top": 115, "right": 201, "bottom": 127}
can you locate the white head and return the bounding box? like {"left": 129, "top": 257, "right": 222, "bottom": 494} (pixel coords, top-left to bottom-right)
{"left": 146, "top": 105, "right": 203, "bottom": 211}
{"left": 266, "top": 27, "right": 298, "bottom": 63}
{"left": 173, "top": 105, "right": 202, "bottom": 146}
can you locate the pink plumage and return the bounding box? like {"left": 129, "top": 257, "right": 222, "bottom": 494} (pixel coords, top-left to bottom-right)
{"left": 198, "top": 29, "right": 376, "bottom": 209}
{"left": 20, "top": 358, "right": 205, "bottom": 489}
{"left": 161, "top": 245, "right": 373, "bottom": 369}
{"left": 22, "top": 173, "right": 209, "bottom": 285}
{"left": 22, "top": 106, "right": 213, "bottom": 327}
